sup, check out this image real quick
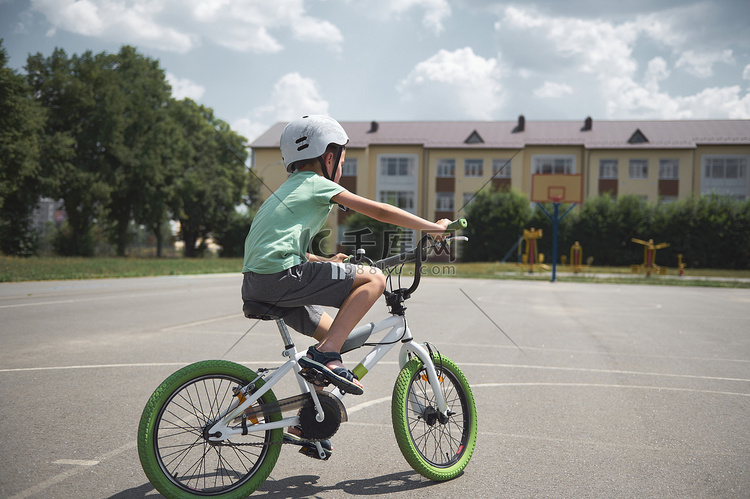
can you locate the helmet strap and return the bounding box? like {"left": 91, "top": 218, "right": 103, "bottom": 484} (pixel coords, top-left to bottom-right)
{"left": 318, "top": 146, "right": 344, "bottom": 182}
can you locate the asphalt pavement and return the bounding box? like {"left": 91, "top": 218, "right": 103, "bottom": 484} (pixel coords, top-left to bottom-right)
{"left": 1, "top": 274, "right": 748, "bottom": 498}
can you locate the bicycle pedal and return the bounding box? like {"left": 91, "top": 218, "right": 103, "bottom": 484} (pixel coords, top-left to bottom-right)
{"left": 300, "top": 368, "right": 330, "bottom": 387}
{"left": 299, "top": 445, "right": 331, "bottom": 461}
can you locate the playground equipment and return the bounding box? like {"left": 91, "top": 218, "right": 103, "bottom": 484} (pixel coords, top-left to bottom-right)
{"left": 521, "top": 227, "right": 544, "bottom": 273}
{"left": 631, "top": 238, "right": 670, "bottom": 277}
{"left": 570, "top": 241, "right": 584, "bottom": 273}
{"left": 678, "top": 253, "right": 686, "bottom": 277}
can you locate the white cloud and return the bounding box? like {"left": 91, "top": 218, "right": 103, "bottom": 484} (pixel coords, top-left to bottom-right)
{"left": 499, "top": 6, "right": 750, "bottom": 119}
{"left": 382, "top": 0, "right": 451, "bottom": 34}
{"left": 29, "top": 0, "right": 344, "bottom": 54}
{"left": 231, "top": 118, "right": 269, "bottom": 143}
{"left": 166, "top": 73, "right": 205, "bottom": 101}
{"left": 235, "top": 72, "right": 330, "bottom": 143}
{"left": 744, "top": 64, "right": 750, "bottom": 81}
{"left": 675, "top": 49, "right": 735, "bottom": 78}
{"left": 398, "top": 47, "right": 504, "bottom": 119}
{"left": 263, "top": 72, "right": 329, "bottom": 121}
{"left": 32, "top": 0, "right": 195, "bottom": 52}
{"left": 644, "top": 57, "right": 669, "bottom": 93}
{"left": 534, "top": 81, "right": 573, "bottom": 99}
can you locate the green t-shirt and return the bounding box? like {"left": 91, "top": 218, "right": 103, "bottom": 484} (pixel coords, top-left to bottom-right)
{"left": 242, "top": 171, "right": 346, "bottom": 274}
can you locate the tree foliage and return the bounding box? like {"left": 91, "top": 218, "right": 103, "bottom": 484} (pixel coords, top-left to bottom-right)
{"left": 168, "top": 99, "right": 247, "bottom": 257}
{"left": 462, "top": 188, "right": 531, "bottom": 262}
{"left": 6, "top": 44, "right": 252, "bottom": 257}
{"left": 0, "top": 40, "right": 47, "bottom": 256}
{"left": 463, "top": 189, "right": 750, "bottom": 269}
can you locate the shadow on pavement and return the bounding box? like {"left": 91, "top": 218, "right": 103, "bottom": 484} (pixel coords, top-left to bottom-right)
{"left": 109, "top": 471, "right": 444, "bottom": 498}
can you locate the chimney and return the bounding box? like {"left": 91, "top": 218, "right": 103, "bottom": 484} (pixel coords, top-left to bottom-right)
{"left": 367, "top": 121, "right": 379, "bottom": 133}
{"left": 581, "top": 116, "right": 592, "bottom": 131}
{"left": 512, "top": 115, "right": 525, "bottom": 133}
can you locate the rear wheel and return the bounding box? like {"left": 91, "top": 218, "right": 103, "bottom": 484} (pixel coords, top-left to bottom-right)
{"left": 137, "top": 360, "right": 282, "bottom": 498}
{"left": 391, "top": 354, "right": 477, "bottom": 481}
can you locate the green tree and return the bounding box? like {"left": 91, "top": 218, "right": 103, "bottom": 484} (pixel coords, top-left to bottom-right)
{"left": 27, "top": 45, "right": 180, "bottom": 256}
{"left": 463, "top": 188, "right": 532, "bottom": 262}
{"left": 168, "top": 99, "right": 246, "bottom": 257}
{"left": 560, "top": 194, "right": 655, "bottom": 266}
{"left": 213, "top": 168, "right": 262, "bottom": 258}
{"left": 0, "top": 40, "right": 47, "bottom": 256}
{"left": 100, "top": 46, "right": 175, "bottom": 256}
{"left": 338, "top": 211, "right": 402, "bottom": 261}
{"left": 26, "top": 48, "right": 109, "bottom": 256}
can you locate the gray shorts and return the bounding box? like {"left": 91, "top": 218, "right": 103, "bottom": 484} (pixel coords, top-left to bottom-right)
{"left": 242, "top": 261, "right": 356, "bottom": 336}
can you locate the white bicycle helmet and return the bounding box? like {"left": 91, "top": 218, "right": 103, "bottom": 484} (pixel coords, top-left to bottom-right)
{"left": 280, "top": 115, "right": 349, "bottom": 176}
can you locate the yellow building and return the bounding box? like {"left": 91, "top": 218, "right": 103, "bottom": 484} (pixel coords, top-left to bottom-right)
{"left": 250, "top": 117, "right": 750, "bottom": 247}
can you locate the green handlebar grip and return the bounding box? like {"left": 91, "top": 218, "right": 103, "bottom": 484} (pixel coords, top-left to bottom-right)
{"left": 446, "top": 218, "right": 467, "bottom": 232}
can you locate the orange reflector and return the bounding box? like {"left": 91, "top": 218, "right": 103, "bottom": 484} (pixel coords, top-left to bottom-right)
{"left": 237, "top": 393, "right": 259, "bottom": 424}
{"left": 421, "top": 374, "right": 443, "bottom": 382}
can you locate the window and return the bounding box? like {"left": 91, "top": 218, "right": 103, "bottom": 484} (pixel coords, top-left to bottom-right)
{"left": 492, "top": 159, "right": 511, "bottom": 178}
{"left": 436, "top": 192, "right": 454, "bottom": 211}
{"left": 659, "top": 159, "right": 679, "bottom": 179}
{"left": 377, "top": 154, "right": 418, "bottom": 214}
{"left": 380, "top": 156, "right": 414, "bottom": 177}
{"left": 341, "top": 158, "right": 357, "bottom": 177}
{"left": 599, "top": 159, "right": 618, "bottom": 179}
{"left": 705, "top": 157, "right": 747, "bottom": 179}
{"left": 436, "top": 159, "right": 455, "bottom": 178}
{"left": 629, "top": 159, "right": 649, "bottom": 179}
{"left": 462, "top": 192, "right": 475, "bottom": 207}
{"left": 533, "top": 155, "right": 575, "bottom": 174}
{"left": 702, "top": 155, "right": 749, "bottom": 200}
{"left": 464, "top": 159, "right": 484, "bottom": 177}
{"left": 379, "top": 191, "right": 414, "bottom": 211}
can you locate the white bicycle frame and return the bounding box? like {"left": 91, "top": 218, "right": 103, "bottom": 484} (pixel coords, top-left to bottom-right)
{"left": 206, "top": 312, "right": 448, "bottom": 447}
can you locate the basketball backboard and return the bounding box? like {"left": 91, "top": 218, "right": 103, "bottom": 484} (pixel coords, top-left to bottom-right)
{"left": 531, "top": 174, "right": 583, "bottom": 204}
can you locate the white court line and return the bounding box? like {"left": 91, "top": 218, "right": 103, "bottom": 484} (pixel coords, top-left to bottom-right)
{"left": 2, "top": 361, "right": 747, "bottom": 384}
{"left": 160, "top": 313, "right": 243, "bottom": 331}
{"left": 8, "top": 441, "right": 135, "bottom": 499}
{"left": 0, "top": 290, "right": 167, "bottom": 309}
{"left": 53, "top": 459, "right": 99, "bottom": 466}
{"left": 471, "top": 382, "right": 750, "bottom": 398}
{"left": 438, "top": 341, "right": 750, "bottom": 364}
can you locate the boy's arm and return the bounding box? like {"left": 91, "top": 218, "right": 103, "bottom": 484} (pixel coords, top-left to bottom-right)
{"left": 332, "top": 190, "right": 449, "bottom": 235}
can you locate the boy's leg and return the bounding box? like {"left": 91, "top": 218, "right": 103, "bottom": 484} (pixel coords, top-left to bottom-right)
{"left": 312, "top": 267, "right": 386, "bottom": 370}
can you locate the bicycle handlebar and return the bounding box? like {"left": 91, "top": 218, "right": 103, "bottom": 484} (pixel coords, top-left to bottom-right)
{"left": 446, "top": 218, "right": 467, "bottom": 231}
{"left": 372, "top": 218, "right": 468, "bottom": 297}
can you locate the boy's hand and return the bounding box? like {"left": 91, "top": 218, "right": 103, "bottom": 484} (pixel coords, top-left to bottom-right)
{"left": 306, "top": 253, "right": 349, "bottom": 263}
{"left": 330, "top": 253, "right": 350, "bottom": 263}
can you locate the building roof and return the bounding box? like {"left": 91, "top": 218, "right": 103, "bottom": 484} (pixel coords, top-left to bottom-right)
{"left": 249, "top": 118, "right": 750, "bottom": 151}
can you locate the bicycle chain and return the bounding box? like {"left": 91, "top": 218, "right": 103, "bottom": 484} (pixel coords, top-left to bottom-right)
{"left": 213, "top": 391, "right": 329, "bottom": 447}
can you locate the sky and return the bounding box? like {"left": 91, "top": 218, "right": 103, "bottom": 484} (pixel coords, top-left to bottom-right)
{"left": 2, "top": 0, "right": 750, "bottom": 144}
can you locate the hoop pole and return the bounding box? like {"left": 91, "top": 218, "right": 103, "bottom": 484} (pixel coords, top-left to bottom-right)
{"left": 538, "top": 202, "right": 577, "bottom": 283}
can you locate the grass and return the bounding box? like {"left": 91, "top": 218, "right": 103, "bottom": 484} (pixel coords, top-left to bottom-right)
{"left": 2, "top": 256, "right": 750, "bottom": 288}
{"left": 0, "top": 256, "right": 243, "bottom": 282}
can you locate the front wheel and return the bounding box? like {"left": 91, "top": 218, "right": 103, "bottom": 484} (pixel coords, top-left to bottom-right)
{"left": 137, "top": 360, "right": 282, "bottom": 498}
{"left": 391, "top": 353, "right": 477, "bottom": 481}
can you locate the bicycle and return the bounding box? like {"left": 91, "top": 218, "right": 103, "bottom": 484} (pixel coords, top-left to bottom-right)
{"left": 137, "top": 219, "right": 478, "bottom": 498}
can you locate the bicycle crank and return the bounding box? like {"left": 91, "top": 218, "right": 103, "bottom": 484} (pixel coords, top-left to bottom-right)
{"left": 298, "top": 391, "right": 348, "bottom": 440}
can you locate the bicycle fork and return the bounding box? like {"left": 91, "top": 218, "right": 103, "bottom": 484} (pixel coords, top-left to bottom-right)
{"left": 340, "top": 316, "right": 450, "bottom": 417}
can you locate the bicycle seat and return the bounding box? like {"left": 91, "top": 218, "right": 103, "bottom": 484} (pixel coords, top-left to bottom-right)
{"left": 242, "top": 300, "right": 294, "bottom": 321}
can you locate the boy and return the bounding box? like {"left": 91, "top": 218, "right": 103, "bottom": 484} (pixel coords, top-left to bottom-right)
{"left": 242, "top": 115, "right": 449, "bottom": 453}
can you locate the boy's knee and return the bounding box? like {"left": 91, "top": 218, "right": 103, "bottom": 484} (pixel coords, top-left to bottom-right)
{"left": 372, "top": 268, "right": 387, "bottom": 292}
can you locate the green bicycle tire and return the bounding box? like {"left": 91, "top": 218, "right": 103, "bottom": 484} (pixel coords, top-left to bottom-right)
{"left": 137, "top": 360, "right": 282, "bottom": 498}
{"left": 391, "top": 353, "right": 478, "bottom": 481}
